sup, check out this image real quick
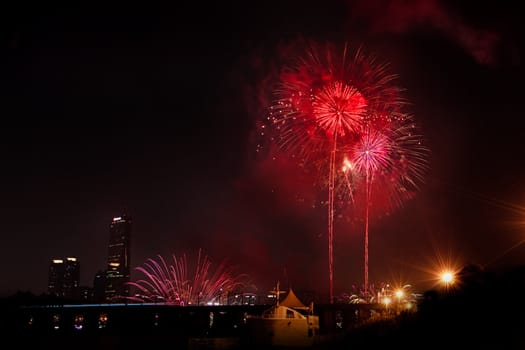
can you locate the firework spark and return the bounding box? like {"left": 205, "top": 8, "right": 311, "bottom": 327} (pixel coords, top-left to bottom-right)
{"left": 126, "top": 249, "right": 253, "bottom": 305}
{"left": 262, "top": 40, "right": 422, "bottom": 303}
{"left": 265, "top": 41, "right": 404, "bottom": 163}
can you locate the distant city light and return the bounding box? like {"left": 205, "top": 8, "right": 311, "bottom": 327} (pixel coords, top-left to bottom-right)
{"left": 74, "top": 315, "right": 84, "bottom": 330}
{"left": 113, "top": 217, "right": 122, "bottom": 221}
{"left": 98, "top": 313, "right": 108, "bottom": 329}
{"left": 52, "top": 259, "right": 64, "bottom": 264}
{"left": 66, "top": 257, "right": 77, "bottom": 262}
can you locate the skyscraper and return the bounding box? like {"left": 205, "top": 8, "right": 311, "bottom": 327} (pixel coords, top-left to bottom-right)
{"left": 105, "top": 215, "right": 132, "bottom": 301}
{"left": 48, "top": 259, "right": 65, "bottom": 298}
{"left": 47, "top": 257, "right": 80, "bottom": 299}
{"left": 63, "top": 257, "right": 80, "bottom": 299}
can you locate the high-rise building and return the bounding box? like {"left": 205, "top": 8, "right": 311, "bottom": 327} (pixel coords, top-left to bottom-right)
{"left": 105, "top": 215, "right": 132, "bottom": 301}
{"left": 47, "top": 257, "right": 80, "bottom": 299}
{"left": 63, "top": 257, "right": 80, "bottom": 299}
{"left": 48, "top": 259, "right": 65, "bottom": 298}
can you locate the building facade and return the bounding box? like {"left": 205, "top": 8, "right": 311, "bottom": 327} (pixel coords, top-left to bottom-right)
{"left": 47, "top": 257, "right": 80, "bottom": 299}
{"left": 105, "top": 215, "right": 132, "bottom": 301}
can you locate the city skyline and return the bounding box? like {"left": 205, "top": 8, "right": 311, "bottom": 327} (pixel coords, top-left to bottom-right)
{"left": 44, "top": 214, "right": 132, "bottom": 301}
{"left": 1, "top": 2, "right": 524, "bottom": 298}
{"left": 47, "top": 256, "right": 80, "bottom": 299}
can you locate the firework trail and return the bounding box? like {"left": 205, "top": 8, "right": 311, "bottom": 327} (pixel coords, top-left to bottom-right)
{"left": 126, "top": 249, "right": 253, "bottom": 305}
{"left": 347, "top": 114, "right": 429, "bottom": 294}
{"left": 261, "top": 39, "right": 429, "bottom": 302}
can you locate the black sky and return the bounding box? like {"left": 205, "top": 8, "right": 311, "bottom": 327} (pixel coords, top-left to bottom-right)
{"left": 0, "top": 1, "right": 524, "bottom": 298}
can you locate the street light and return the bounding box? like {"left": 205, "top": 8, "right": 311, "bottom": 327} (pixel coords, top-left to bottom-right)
{"left": 440, "top": 271, "right": 455, "bottom": 288}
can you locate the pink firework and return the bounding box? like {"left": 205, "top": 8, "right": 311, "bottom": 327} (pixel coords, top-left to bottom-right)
{"left": 346, "top": 115, "right": 430, "bottom": 215}
{"left": 351, "top": 125, "right": 391, "bottom": 296}
{"left": 126, "top": 249, "right": 253, "bottom": 305}
{"left": 264, "top": 40, "right": 407, "bottom": 303}
{"left": 351, "top": 126, "right": 393, "bottom": 175}
{"left": 344, "top": 114, "right": 429, "bottom": 294}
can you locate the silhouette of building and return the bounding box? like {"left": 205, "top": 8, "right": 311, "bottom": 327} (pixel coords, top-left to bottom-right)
{"left": 48, "top": 259, "right": 65, "bottom": 297}
{"left": 47, "top": 257, "right": 80, "bottom": 299}
{"left": 105, "top": 215, "right": 132, "bottom": 301}
{"left": 63, "top": 257, "right": 80, "bottom": 299}
{"left": 92, "top": 270, "right": 106, "bottom": 303}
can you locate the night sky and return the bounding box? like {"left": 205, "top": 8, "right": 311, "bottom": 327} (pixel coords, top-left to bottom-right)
{"left": 1, "top": 1, "right": 524, "bottom": 298}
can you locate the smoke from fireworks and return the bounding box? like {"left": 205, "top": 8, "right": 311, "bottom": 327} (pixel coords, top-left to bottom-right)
{"left": 126, "top": 249, "right": 253, "bottom": 305}
{"left": 347, "top": 0, "right": 501, "bottom": 65}
{"left": 260, "top": 39, "right": 429, "bottom": 302}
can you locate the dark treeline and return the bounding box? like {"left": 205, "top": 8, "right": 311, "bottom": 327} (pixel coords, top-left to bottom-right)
{"left": 323, "top": 264, "right": 525, "bottom": 349}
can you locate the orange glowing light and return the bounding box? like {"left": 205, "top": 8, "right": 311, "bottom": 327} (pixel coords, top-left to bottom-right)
{"left": 441, "top": 271, "right": 454, "bottom": 284}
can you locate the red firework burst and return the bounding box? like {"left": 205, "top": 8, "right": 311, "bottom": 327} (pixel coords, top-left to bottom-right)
{"left": 125, "top": 249, "right": 253, "bottom": 305}
{"left": 312, "top": 81, "right": 367, "bottom": 137}
{"left": 266, "top": 40, "right": 404, "bottom": 162}
{"left": 261, "top": 39, "right": 428, "bottom": 303}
